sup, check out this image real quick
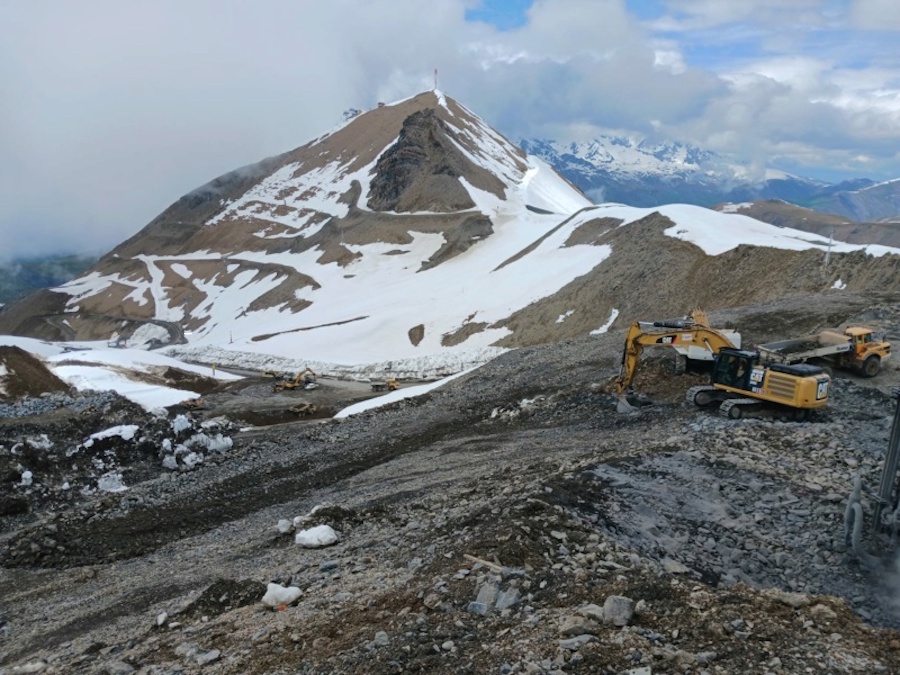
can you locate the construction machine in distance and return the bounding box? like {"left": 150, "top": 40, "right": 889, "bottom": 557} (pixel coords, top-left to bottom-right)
{"left": 272, "top": 367, "right": 318, "bottom": 393}
{"left": 370, "top": 378, "right": 399, "bottom": 392}
{"left": 614, "top": 319, "right": 831, "bottom": 420}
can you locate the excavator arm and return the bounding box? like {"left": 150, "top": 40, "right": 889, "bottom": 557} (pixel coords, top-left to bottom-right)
{"left": 614, "top": 322, "right": 740, "bottom": 405}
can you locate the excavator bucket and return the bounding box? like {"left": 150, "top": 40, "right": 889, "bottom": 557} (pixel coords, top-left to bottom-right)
{"left": 616, "top": 396, "right": 639, "bottom": 413}
{"left": 616, "top": 391, "right": 653, "bottom": 413}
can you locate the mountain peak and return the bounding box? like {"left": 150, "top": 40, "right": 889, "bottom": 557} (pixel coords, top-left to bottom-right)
{"left": 0, "top": 89, "right": 595, "bottom": 360}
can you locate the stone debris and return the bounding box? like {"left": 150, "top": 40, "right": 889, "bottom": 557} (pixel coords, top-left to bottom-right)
{"left": 2, "top": 299, "right": 900, "bottom": 673}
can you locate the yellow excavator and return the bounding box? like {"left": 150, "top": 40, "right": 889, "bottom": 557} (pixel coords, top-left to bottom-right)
{"left": 273, "top": 367, "right": 318, "bottom": 393}
{"left": 614, "top": 319, "right": 831, "bottom": 420}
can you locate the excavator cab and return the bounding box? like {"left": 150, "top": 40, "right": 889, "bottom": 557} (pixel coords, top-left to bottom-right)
{"left": 711, "top": 348, "right": 755, "bottom": 390}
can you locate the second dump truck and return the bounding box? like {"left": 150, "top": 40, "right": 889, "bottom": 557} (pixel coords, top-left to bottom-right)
{"left": 757, "top": 327, "right": 891, "bottom": 377}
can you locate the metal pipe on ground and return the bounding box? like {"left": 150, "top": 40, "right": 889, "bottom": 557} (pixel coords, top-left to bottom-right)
{"left": 873, "top": 387, "right": 900, "bottom": 530}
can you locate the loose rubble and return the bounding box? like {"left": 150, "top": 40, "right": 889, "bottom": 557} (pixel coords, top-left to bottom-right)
{"left": 2, "top": 297, "right": 900, "bottom": 673}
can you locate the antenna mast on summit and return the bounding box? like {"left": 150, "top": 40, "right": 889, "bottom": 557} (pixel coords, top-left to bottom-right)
{"left": 434, "top": 68, "right": 438, "bottom": 90}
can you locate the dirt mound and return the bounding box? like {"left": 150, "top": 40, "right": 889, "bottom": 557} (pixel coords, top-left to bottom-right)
{"left": 0, "top": 346, "right": 70, "bottom": 401}
{"left": 159, "top": 366, "right": 220, "bottom": 395}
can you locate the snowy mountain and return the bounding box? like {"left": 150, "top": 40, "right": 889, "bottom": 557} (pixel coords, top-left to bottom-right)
{"left": 806, "top": 178, "right": 900, "bottom": 223}
{"left": 520, "top": 137, "right": 881, "bottom": 213}
{"left": 713, "top": 200, "right": 900, "bottom": 248}
{"left": 521, "top": 136, "right": 731, "bottom": 179}
{"left": 1, "top": 90, "right": 898, "bottom": 376}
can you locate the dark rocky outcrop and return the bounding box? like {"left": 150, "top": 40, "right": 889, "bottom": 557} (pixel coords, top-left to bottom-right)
{"left": 367, "top": 109, "right": 504, "bottom": 212}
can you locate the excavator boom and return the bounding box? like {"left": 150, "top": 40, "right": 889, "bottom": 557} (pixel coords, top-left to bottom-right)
{"left": 615, "top": 322, "right": 739, "bottom": 399}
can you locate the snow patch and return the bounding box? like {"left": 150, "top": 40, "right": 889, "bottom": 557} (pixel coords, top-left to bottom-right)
{"left": 591, "top": 308, "right": 620, "bottom": 335}
{"left": 82, "top": 425, "right": 139, "bottom": 449}
{"left": 295, "top": 524, "right": 339, "bottom": 548}
{"left": 262, "top": 583, "right": 302, "bottom": 607}
{"left": 720, "top": 202, "right": 753, "bottom": 213}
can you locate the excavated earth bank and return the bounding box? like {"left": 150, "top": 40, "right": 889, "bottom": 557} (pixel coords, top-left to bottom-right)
{"left": 2, "top": 292, "right": 900, "bottom": 674}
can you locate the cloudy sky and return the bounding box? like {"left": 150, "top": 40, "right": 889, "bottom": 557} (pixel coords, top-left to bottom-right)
{"left": 1, "top": 0, "right": 899, "bottom": 261}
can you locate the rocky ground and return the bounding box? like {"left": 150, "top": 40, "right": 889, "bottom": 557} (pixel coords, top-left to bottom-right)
{"left": 3, "top": 292, "right": 900, "bottom": 674}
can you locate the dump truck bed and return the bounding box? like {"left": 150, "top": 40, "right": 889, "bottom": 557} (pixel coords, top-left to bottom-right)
{"left": 758, "top": 331, "right": 852, "bottom": 363}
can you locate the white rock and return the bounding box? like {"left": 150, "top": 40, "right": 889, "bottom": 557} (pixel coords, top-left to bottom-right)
{"left": 577, "top": 603, "right": 604, "bottom": 622}
{"left": 172, "top": 415, "right": 192, "bottom": 434}
{"left": 276, "top": 519, "right": 294, "bottom": 534}
{"left": 105, "top": 660, "right": 135, "bottom": 674}
{"left": 19, "top": 470, "right": 33, "bottom": 487}
{"left": 295, "top": 524, "right": 339, "bottom": 548}
{"left": 97, "top": 472, "right": 128, "bottom": 493}
{"left": 193, "top": 648, "right": 221, "bottom": 665}
{"left": 181, "top": 452, "right": 204, "bottom": 469}
{"left": 261, "top": 582, "right": 302, "bottom": 607}
{"left": 662, "top": 558, "right": 690, "bottom": 574}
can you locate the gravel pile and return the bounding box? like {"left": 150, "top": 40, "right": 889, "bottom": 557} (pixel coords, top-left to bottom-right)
{"left": 0, "top": 390, "right": 124, "bottom": 419}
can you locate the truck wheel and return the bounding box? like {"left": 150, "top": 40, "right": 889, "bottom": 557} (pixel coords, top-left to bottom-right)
{"left": 862, "top": 355, "right": 881, "bottom": 377}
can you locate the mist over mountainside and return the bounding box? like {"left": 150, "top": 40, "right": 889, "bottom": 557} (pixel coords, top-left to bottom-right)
{"left": 0, "top": 254, "right": 97, "bottom": 305}
{"left": 807, "top": 179, "right": 900, "bottom": 223}
{"left": 1, "top": 91, "right": 898, "bottom": 376}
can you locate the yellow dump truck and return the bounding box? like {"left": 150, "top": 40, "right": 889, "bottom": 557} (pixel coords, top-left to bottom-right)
{"left": 757, "top": 327, "right": 891, "bottom": 377}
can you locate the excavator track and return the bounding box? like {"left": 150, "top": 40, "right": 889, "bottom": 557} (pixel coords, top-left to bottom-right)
{"left": 718, "top": 397, "right": 810, "bottom": 421}
{"left": 685, "top": 385, "right": 720, "bottom": 407}
{"left": 718, "top": 398, "right": 760, "bottom": 419}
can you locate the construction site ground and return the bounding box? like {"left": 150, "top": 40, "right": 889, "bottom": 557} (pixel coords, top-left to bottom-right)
{"left": 3, "top": 292, "right": 900, "bottom": 674}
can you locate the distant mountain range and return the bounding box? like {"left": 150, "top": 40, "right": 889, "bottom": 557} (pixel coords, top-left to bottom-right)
{"left": 0, "top": 255, "right": 97, "bottom": 305}
{"left": 521, "top": 137, "right": 900, "bottom": 223}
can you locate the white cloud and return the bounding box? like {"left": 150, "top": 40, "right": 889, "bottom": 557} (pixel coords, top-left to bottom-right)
{"left": 1, "top": 0, "right": 900, "bottom": 261}
{"left": 850, "top": 0, "right": 900, "bottom": 30}
{"left": 651, "top": 0, "right": 829, "bottom": 32}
